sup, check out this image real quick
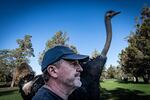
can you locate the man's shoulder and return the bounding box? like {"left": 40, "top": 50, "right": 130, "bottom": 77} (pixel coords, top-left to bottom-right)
{"left": 32, "top": 86, "right": 63, "bottom": 100}
{"left": 32, "top": 87, "right": 55, "bottom": 100}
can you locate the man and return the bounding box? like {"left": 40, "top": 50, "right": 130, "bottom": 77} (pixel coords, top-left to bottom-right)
{"left": 32, "top": 45, "right": 89, "bottom": 100}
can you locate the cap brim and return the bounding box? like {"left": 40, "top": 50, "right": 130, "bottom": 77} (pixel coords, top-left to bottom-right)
{"left": 62, "top": 54, "right": 89, "bottom": 62}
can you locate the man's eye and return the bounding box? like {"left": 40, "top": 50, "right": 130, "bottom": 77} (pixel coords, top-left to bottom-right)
{"left": 71, "top": 61, "right": 79, "bottom": 66}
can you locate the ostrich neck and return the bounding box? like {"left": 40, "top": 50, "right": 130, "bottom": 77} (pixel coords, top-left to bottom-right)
{"left": 101, "top": 17, "right": 112, "bottom": 57}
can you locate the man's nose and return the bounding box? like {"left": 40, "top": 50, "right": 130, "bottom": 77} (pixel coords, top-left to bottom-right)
{"left": 76, "top": 64, "right": 83, "bottom": 72}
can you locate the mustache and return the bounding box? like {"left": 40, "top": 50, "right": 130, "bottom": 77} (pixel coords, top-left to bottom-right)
{"left": 75, "top": 72, "right": 80, "bottom": 77}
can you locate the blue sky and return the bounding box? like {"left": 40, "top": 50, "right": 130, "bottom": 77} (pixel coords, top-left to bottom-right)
{"left": 0, "top": 0, "right": 150, "bottom": 74}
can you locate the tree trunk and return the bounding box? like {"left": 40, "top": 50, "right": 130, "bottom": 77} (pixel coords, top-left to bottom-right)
{"left": 134, "top": 76, "right": 139, "bottom": 83}
{"left": 11, "top": 69, "right": 17, "bottom": 87}
{"left": 142, "top": 75, "right": 149, "bottom": 83}
{"left": 11, "top": 79, "right": 15, "bottom": 87}
{"left": 148, "top": 74, "right": 150, "bottom": 83}
{"left": 143, "top": 78, "right": 148, "bottom": 83}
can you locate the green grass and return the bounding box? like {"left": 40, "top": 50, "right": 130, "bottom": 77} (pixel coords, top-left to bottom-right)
{"left": 101, "top": 79, "right": 150, "bottom": 95}
{"left": 0, "top": 87, "right": 22, "bottom": 100}
{"left": 100, "top": 79, "right": 150, "bottom": 100}
{"left": 0, "top": 80, "right": 150, "bottom": 100}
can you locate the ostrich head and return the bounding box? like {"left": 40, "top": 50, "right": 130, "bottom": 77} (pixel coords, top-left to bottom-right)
{"left": 105, "top": 10, "right": 120, "bottom": 18}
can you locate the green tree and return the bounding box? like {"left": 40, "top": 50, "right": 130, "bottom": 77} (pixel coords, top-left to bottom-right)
{"left": 0, "top": 49, "right": 14, "bottom": 82}
{"left": 119, "top": 45, "right": 142, "bottom": 82}
{"left": 0, "top": 35, "right": 34, "bottom": 86}
{"left": 11, "top": 35, "right": 35, "bottom": 87}
{"left": 107, "top": 65, "right": 116, "bottom": 79}
{"left": 91, "top": 49, "right": 100, "bottom": 58}
{"left": 45, "top": 31, "right": 69, "bottom": 50}
{"left": 39, "top": 31, "right": 77, "bottom": 65}
{"left": 100, "top": 66, "right": 107, "bottom": 81}
{"left": 115, "top": 65, "right": 124, "bottom": 79}
{"left": 118, "top": 6, "right": 150, "bottom": 83}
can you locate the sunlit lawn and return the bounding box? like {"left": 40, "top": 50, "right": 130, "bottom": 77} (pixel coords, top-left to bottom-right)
{"left": 100, "top": 79, "right": 150, "bottom": 100}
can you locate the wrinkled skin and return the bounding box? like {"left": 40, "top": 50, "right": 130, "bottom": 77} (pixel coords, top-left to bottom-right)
{"left": 19, "top": 55, "right": 106, "bottom": 100}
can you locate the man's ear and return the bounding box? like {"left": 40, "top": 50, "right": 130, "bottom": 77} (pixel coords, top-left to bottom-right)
{"left": 47, "top": 65, "right": 58, "bottom": 78}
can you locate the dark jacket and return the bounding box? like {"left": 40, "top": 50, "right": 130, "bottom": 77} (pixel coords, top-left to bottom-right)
{"left": 32, "top": 86, "right": 64, "bottom": 100}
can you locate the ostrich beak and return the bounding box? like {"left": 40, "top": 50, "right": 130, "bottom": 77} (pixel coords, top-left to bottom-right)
{"left": 114, "top": 11, "right": 121, "bottom": 16}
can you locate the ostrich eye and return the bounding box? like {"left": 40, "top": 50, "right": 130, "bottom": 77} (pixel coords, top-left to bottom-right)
{"left": 109, "top": 11, "right": 115, "bottom": 13}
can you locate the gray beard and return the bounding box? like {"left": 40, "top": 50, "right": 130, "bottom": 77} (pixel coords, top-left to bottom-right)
{"left": 73, "top": 77, "right": 82, "bottom": 87}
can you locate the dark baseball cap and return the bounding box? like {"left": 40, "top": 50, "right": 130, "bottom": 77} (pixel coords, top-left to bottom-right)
{"left": 41, "top": 45, "right": 89, "bottom": 72}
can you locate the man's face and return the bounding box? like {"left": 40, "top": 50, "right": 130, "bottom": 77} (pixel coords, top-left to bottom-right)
{"left": 57, "top": 59, "right": 83, "bottom": 88}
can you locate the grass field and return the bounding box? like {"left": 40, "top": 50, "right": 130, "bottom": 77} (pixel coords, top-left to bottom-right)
{"left": 0, "top": 79, "right": 150, "bottom": 100}
{"left": 100, "top": 79, "right": 150, "bottom": 100}
{"left": 0, "top": 87, "right": 22, "bottom": 100}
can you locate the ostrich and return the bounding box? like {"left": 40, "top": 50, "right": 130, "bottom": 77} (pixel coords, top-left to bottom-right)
{"left": 18, "top": 10, "right": 120, "bottom": 100}
{"left": 68, "top": 10, "right": 120, "bottom": 100}
{"left": 101, "top": 10, "right": 120, "bottom": 56}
